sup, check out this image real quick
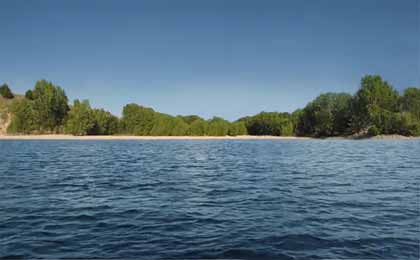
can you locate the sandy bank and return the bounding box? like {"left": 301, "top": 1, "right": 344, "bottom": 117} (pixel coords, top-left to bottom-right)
{"left": 327, "top": 134, "right": 420, "bottom": 140}
{"left": 368, "top": 134, "right": 420, "bottom": 140}
{"left": 0, "top": 135, "right": 312, "bottom": 140}
{"left": 0, "top": 134, "right": 418, "bottom": 141}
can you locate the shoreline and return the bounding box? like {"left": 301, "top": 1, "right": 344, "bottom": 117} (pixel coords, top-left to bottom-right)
{"left": 0, "top": 134, "right": 418, "bottom": 140}
{"left": 0, "top": 135, "right": 311, "bottom": 140}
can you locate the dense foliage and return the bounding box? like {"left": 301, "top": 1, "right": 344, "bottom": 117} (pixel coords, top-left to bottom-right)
{"left": 350, "top": 75, "right": 400, "bottom": 133}
{"left": 25, "top": 90, "right": 34, "bottom": 100}
{"left": 119, "top": 104, "right": 245, "bottom": 136}
{"left": 4, "top": 75, "right": 420, "bottom": 137}
{"left": 0, "top": 84, "right": 14, "bottom": 99}
{"left": 239, "top": 112, "right": 294, "bottom": 136}
{"left": 6, "top": 80, "right": 69, "bottom": 133}
{"left": 91, "top": 109, "right": 120, "bottom": 135}
{"left": 32, "top": 80, "right": 69, "bottom": 132}
{"left": 65, "top": 100, "right": 95, "bottom": 135}
{"left": 402, "top": 88, "right": 420, "bottom": 119}
{"left": 8, "top": 99, "right": 35, "bottom": 134}
{"left": 350, "top": 76, "right": 420, "bottom": 136}
{"left": 64, "top": 100, "right": 120, "bottom": 136}
{"left": 296, "top": 93, "right": 352, "bottom": 137}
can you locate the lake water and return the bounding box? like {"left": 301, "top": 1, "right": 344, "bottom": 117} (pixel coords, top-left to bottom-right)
{"left": 0, "top": 140, "right": 419, "bottom": 259}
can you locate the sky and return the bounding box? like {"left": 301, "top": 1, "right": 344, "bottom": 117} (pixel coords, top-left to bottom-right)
{"left": 0, "top": 0, "right": 418, "bottom": 120}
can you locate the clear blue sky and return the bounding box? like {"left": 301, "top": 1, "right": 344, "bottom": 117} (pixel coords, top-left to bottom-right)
{"left": 1, "top": 0, "right": 418, "bottom": 120}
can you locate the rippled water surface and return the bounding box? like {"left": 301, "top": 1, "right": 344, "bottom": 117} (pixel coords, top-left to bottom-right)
{"left": 0, "top": 140, "right": 419, "bottom": 259}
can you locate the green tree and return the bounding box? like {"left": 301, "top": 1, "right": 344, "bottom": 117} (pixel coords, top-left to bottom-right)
{"left": 188, "top": 119, "right": 208, "bottom": 136}
{"left": 32, "top": 80, "right": 69, "bottom": 132}
{"left": 228, "top": 121, "right": 248, "bottom": 136}
{"left": 25, "top": 90, "right": 34, "bottom": 100}
{"left": 291, "top": 109, "right": 303, "bottom": 133}
{"left": 65, "top": 100, "right": 95, "bottom": 136}
{"left": 171, "top": 117, "right": 189, "bottom": 136}
{"left": 149, "top": 114, "right": 175, "bottom": 136}
{"left": 242, "top": 112, "right": 294, "bottom": 136}
{"left": 207, "top": 117, "right": 230, "bottom": 136}
{"left": 120, "top": 103, "right": 156, "bottom": 135}
{"left": 369, "top": 108, "right": 398, "bottom": 134}
{"left": 350, "top": 75, "right": 400, "bottom": 133}
{"left": 373, "top": 111, "right": 420, "bottom": 136}
{"left": 179, "top": 115, "right": 203, "bottom": 124}
{"left": 0, "top": 84, "right": 14, "bottom": 99}
{"left": 8, "top": 99, "right": 35, "bottom": 134}
{"left": 401, "top": 87, "right": 420, "bottom": 119}
{"left": 367, "top": 126, "right": 380, "bottom": 136}
{"left": 296, "top": 93, "right": 352, "bottom": 137}
{"left": 398, "top": 112, "right": 420, "bottom": 136}
{"left": 148, "top": 114, "right": 189, "bottom": 136}
{"left": 91, "top": 108, "right": 120, "bottom": 135}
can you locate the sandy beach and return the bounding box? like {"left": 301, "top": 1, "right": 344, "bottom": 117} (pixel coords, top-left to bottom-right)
{"left": 0, "top": 134, "right": 419, "bottom": 140}
{"left": 0, "top": 135, "right": 314, "bottom": 140}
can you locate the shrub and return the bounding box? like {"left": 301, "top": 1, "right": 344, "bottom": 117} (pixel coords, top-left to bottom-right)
{"left": 367, "top": 126, "right": 380, "bottom": 136}
{"left": 0, "top": 84, "right": 14, "bottom": 99}
{"left": 25, "top": 90, "right": 34, "bottom": 100}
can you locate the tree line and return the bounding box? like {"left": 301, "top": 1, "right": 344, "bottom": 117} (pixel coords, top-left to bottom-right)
{"left": 1, "top": 75, "right": 419, "bottom": 137}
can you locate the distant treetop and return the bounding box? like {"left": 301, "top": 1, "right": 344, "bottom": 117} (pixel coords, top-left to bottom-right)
{"left": 0, "top": 84, "right": 14, "bottom": 99}
{"left": 3, "top": 75, "right": 420, "bottom": 137}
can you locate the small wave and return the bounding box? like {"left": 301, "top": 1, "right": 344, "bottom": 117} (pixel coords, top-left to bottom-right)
{"left": 258, "top": 234, "right": 332, "bottom": 250}
{"left": 0, "top": 254, "right": 26, "bottom": 259}
{"left": 195, "top": 217, "right": 229, "bottom": 225}
{"left": 330, "top": 200, "right": 380, "bottom": 208}
{"left": 221, "top": 248, "right": 295, "bottom": 260}
{"left": 121, "top": 209, "right": 141, "bottom": 214}
{"left": 206, "top": 188, "right": 242, "bottom": 196}
{"left": 73, "top": 214, "right": 97, "bottom": 221}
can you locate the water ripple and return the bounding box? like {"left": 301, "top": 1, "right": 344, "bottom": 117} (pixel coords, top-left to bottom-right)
{"left": 0, "top": 140, "right": 419, "bottom": 259}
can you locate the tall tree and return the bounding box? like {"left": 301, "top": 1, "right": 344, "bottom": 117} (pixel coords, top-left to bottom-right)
{"left": 120, "top": 103, "right": 156, "bottom": 135}
{"left": 188, "top": 119, "right": 208, "bottom": 136}
{"left": 401, "top": 87, "right": 420, "bottom": 119}
{"left": 296, "top": 93, "right": 352, "bottom": 137}
{"left": 149, "top": 114, "right": 175, "bottom": 136}
{"left": 350, "top": 75, "right": 400, "bottom": 133}
{"left": 32, "top": 80, "right": 69, "bottom": 132}
{"left": 91, "top": 108, "right": 120, "bottom": 135}
{"left": 65, "top": 100, "right": 95, "bottom": 136}
{"left": 171, "top": 117, "right": 189, "bottom": 136}
{"left": 8, "top": 99, "right": 35, "bottom": 134}
{"left": 207, "top": 117, "right": 230, "bottom": 136}
{"left": 228, "top": 121, "right": 248, "bottom": 136}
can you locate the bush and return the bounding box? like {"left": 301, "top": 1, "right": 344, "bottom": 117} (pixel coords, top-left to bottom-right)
{"left": 32, "top": 80, "right": 69, "bottom": 132}
{"left": 65, "top": 100, "right": 95, "bottom": 136}
{"left": 367, "top": 126, "right": 380, "bottom": 136}
{"left": 397, "top": 112, "right": 420, "bottom": 136}
{"left": 207, "top": 117, "right": 230, "bottom": 136}
{"left": 296, "top": 93, "right": 352, "bottom": 137}
{"left": 25, "top": 90, "right": 34, "bottom": 100}
{"left": 0, "top": 84, "right": 14, "bottom": 99}
{"left": 8, "top": 99, "right": 36, "bottom": 134}
{"left": 187, "top": 119, "right": 208, "bottom": 136}
{"left": 91, "top": 109, "right": 120, "bottom": 135}
{"left": 228, "top": 121, "right": 248, "bottom": 136}
{"left": 241, "top": 112, "right": 294, "bottom": 136}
